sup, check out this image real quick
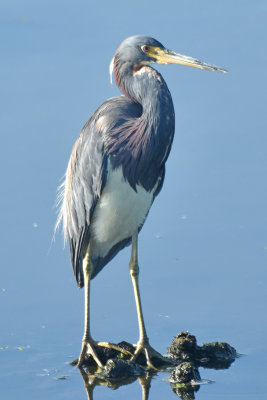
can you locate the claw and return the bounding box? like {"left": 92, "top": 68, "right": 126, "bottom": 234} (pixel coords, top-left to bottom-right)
{"left": 77, "top": 339, "right": 133, "bottom": 368}
{"left": 131, "top": 339, "right": 171, "bottom": 370}
{"left": 77, "top": 339, "right": 104, "bottom": 368}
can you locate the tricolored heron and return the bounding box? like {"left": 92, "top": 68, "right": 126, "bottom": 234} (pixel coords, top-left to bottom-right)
{"left": 56, "top": 35, "right": 227, "bottom": 369}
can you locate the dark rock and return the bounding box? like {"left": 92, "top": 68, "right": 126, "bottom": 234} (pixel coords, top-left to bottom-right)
{"left": 167, "top": 332, "right": 197, "bottom": 361}
{"left": 169, "top": 362, "right": 201, "bottom": 384}
{"left": 201, "top": 341, "right": 237, "bottom": 359}
{"left": 102, "top": 359, "right": 145, "bottom": 380}
{"left": 168, "top": 331, "right": 237, "bottom": 369}
{"left": 198, "top": 341, "right": 238, "bottom": 369}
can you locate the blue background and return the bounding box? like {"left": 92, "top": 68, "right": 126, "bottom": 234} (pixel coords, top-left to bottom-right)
{"left": 1, "top": 1, "right": 267, "bottom": 399}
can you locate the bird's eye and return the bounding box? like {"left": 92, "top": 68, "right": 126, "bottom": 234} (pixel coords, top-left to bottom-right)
{"left": 141, "top": 45, "right": 150, "bottom": 53}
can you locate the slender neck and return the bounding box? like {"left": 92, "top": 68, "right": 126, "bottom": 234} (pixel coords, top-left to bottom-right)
{"left": 114, "top": 62, "right": 175, "bottom": 135}
{"left": 111, "top": 61, "right": 175, "bottom": 191}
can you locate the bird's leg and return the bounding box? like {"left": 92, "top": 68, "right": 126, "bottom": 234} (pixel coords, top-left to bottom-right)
{"left": 77, "top": 246, "right": 103, "bottom": 369}
{"left": 129, "top": 232, "right": 167, "bottom": 369}
{"left": 77, "top": 245, "right": 132, "bottom": 368}
{"left": 129, "top": 232, "right": 148, "bottom": 346}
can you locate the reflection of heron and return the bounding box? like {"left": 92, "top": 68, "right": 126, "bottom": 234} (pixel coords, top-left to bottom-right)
{"left": 56, "top": 35, "right": 227, "bottom": 369}
{"left": 79, "top": 365, "right": 153, "bottom": 400}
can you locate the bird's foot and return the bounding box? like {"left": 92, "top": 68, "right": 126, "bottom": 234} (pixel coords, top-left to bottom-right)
{"left": 131, "top": 338, "right": 172, "bottom": 370}
{"left": 77, "top": 338, "right": 103, "bottom": 369}
{"left": 77, "top": 339, "right": 133, "bottom": 369}
{"left": 96, "top": 341, "right": 133, "bottom": 356}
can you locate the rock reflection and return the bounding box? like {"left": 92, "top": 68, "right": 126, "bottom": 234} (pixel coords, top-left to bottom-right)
{"left": 75, "top": 331, "right": 238, "bottom": 400}
{"left": 170, "top": 381, "right": 200, "bottom": 400}
{"left": 169, "top": 362, "right": 201, "bottom": 400}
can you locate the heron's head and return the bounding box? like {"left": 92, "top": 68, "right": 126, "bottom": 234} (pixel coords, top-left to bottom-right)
{"left": 110, "top": 35, "right": 227, "bottom": 84}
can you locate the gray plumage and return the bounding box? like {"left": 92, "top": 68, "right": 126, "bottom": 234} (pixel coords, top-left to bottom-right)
{"left": 55, "top": 35, "right": 227, "bottom": 369}
{"left": 56, "top": 36, "right": 180, "bottom": 288}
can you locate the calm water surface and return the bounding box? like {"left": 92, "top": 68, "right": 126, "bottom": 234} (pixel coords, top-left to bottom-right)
{"left": 1, "top": 1, "right": 267, "bottom": 399}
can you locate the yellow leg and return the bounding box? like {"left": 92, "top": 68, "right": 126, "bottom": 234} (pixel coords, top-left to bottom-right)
{"left": 77, "top": 244, "right": 133, "bottom": 368}
{"left": 129, "top": 232, "right": 167, "bottom": 369}
{"left": 77, "top": 246, "right": 103, "bottom": 368}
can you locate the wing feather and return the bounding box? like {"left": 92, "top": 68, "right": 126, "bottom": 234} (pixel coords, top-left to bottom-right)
{"left": 57, "top": 110, "right": 108, "bottom": 287}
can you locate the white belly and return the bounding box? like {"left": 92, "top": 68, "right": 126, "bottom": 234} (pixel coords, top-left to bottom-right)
{"left": 90, "top": 166, "right": 154, "bottom": 258}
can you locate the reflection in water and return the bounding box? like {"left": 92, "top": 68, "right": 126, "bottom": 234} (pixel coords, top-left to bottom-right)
{"left": 170, "top": 381, "right": 200, "bottom": 400}
{"left": 78, "top": 365, "right": 154, "bottom": 400}
{"left": 77, "top": 353, "right": 235, "bottom": 400}
{"left": 169, "top": 362, "right": 201, "bottom": 400}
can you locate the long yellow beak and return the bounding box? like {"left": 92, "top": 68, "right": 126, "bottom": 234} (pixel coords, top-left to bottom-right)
{"left": 149, "top": 47, "right": 228, "bottom": 73}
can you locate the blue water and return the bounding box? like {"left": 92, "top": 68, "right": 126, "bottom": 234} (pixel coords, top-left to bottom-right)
{"left": 1, "top": 1, "right": 267, "bottom": 399}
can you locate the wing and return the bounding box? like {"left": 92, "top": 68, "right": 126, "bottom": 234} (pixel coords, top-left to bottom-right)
{"left": 57, "top": 96, "right": 142, "bottom": 287}
{"left": 57, "top": 107, "right": 108, "bottom": 288}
